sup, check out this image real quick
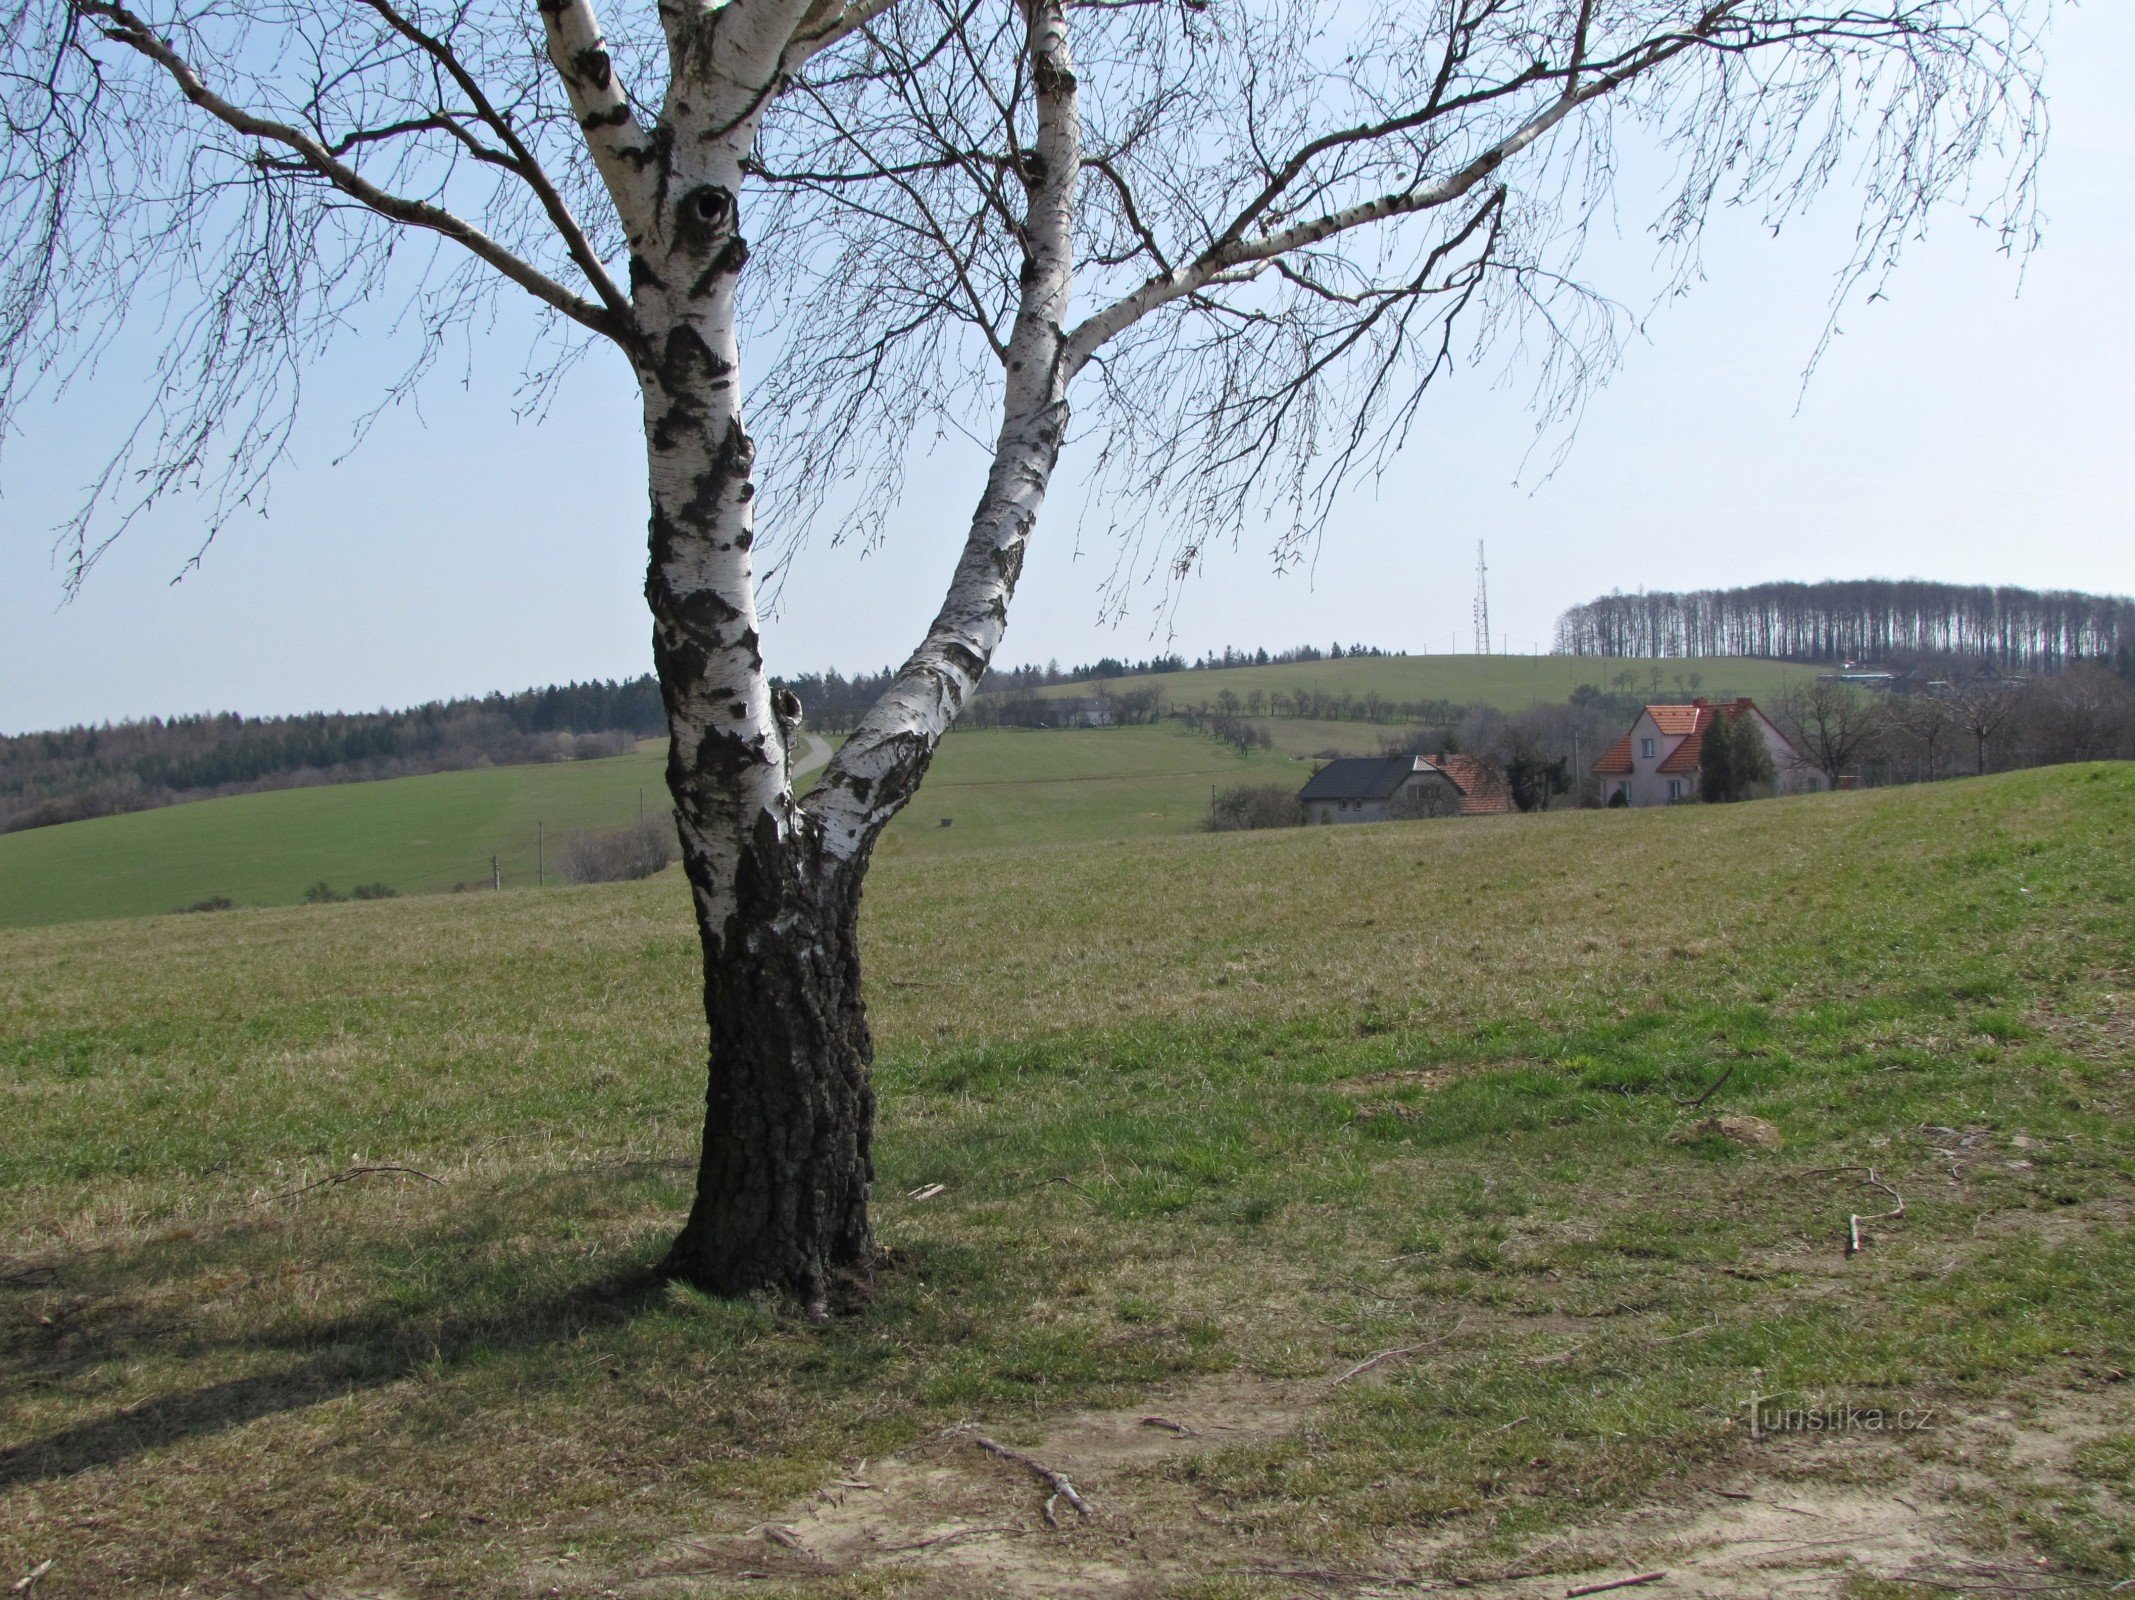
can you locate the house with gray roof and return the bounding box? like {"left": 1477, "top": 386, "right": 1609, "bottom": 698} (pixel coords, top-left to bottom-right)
{"left": 1297, "top": 754, "right": 1512, "bottom": 824}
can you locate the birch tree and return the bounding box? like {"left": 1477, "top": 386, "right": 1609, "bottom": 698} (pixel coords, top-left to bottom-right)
{"left": 2, "top": 0, "right": 2043, "bottom": 1309}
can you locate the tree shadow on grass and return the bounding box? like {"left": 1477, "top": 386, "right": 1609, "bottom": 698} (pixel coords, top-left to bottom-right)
{"left": 0, "top": 1163, "right": 681, "bottom": 1488}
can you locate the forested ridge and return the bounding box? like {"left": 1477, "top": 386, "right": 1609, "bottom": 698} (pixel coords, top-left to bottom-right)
{"left": 1, "top": 679, "right": 667, "bottom": 833}
{"left": 1554, "top": 580, "right": 2135, "bottom": 671}
{"left": 2, "top": 645, "right": 1392, "bottom": 833}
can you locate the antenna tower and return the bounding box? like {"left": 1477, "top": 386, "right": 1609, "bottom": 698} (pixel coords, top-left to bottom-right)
{"left": 1473, "top": 541, "right": 1491, "bottom": 655}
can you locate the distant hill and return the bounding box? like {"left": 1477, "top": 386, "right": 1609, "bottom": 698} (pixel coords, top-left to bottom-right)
{"left": 1, "top": 677, "right": 667, "bottom": 835}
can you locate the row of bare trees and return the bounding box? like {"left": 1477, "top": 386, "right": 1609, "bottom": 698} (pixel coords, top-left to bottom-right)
{"left": 1554, "top": 582, "right": 2135, "bottom": 672}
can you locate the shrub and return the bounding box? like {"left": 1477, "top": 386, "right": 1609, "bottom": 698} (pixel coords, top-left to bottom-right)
{"left": 304, "top": 881, "right": 346, "bottom": 903}
{"left": 1204, "top": 783, "right": 1306, "bottom": 832}
{"left": 560, "top": 817, "right": 675, "bottom": 883}
{"left": 174, "top": 894, "right": 234, "bottom": 914}
{"left": 351, "top": 883, "right": 398, "bottom": 900}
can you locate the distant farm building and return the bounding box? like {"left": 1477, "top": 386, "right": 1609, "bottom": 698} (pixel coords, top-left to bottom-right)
{"left": 1591, "top": 697, "right": 1821, "bottom": 807}
{"left": 1298, "top": 754, "right": 1513, "bottom": 824}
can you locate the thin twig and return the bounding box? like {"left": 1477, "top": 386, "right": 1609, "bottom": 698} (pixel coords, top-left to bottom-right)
{"left": 1333, "top": 1317, "right": 1466, "bottom": 1385}
{"left": 1847, "top": 1167, "right": 1907, "bottom": 1256}
{"left": 1673, "top": 1062, "right": 1736, "bottom": 1109}
{"left": 247, "top": 1165, "right": 444, "bottom": 1206}
{"left": 876, "top": 1525, "right": 1023, "bottom": 1553}
{"left": 1334, "top": 1346, "right": 1422, "bottom": 1385}
{"left": 954, "top": 1428, "right": 1093, "bottom": 1519}
{"left": 1565, "top": 1574, "right": 1667, "bottom": 1597}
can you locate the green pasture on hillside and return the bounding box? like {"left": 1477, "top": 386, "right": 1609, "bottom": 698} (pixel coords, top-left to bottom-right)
{"left": 1039, "top": 651, "right": 1814, "bottom": 710}
{"left": 0, "top": 738, "right": 673, "bottom": 928}
{"left": 0, "top": 724, "right": 1287, "bottom": 927}
{"left": 3, "top": 766, "right": 2132, "bottom": 1596}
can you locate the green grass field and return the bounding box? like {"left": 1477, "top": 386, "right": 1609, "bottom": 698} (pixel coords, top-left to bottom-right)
{"left": 0, "top": 657, "right": 1814, "bottom": 931}
{"left": 0, "top": 725, "right": 1288, "bottom": 928}
{"left": 1040, "top": 651, "right": 1815, "bottom": 709}
{"left": 4, "top": 766, "right": 2132, "bottom": 1596}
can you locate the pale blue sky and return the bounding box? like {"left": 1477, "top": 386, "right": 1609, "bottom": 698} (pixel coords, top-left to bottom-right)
{"left": 3, "top": 4, "right": 2129, "bottom": 735}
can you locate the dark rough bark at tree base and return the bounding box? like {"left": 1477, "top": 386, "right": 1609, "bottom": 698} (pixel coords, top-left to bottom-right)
{"left": 659, "top": 823, "right": 878, "bottom": 1316}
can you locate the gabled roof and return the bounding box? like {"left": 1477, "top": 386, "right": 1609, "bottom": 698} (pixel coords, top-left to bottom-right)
{"left": 1592, "top": 697, "right": 1768, "bottom": 776}
{"left": 1424, "top": 753, "right": 1515, "bottom": 815}
{"left": 1297, "top": 755, "right": 1418, "bottom": 803}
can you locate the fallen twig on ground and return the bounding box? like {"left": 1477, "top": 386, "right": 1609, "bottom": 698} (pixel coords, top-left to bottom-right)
{"left": 1795, "top": 1164, "right": 1906, "bottom": 1254}
{"left": 1333, "top": 1318, "right": 1466, "bottom": 1385}
{"left": 247, "top": 1165, "right": 443, "bottom": 1206}
{"left": 1334, "top": 1346, "right": 1422, "bottom": 1385}
{"left": 1139, "top": 1415, "right": 1196, "bottom": 1435}
{"left": 11, "top": 1560, "right": 54, "bottom": 1594}
{"left": 1849, "top": 1168, "right": 1907, "bottom": 1256}
{"left": 876, "top": 1525, "right": 1024, "bottom": 1553}
{"left": 1565, "top": 1574, "right": 1666, "bottom": 1597}
{"left": 953, "top": 1427, "right": 1093, "bottom": 1520}
{"left": 1524, "top": 1337, "right": 1596, "bottom": 1367}
{"left": 1673, "top": 1063, "right": 1736, "bottom": 1109}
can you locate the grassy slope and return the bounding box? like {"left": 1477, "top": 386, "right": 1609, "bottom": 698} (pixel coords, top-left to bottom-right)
{"left": 0, "top": 725, "right": 1281, "bottom": 928}
{"left": 1037, "top": 651, "right": 1814, "bottom": 708}
{"left": 3, "top": 766, "right": 2131, "bottom": 1595}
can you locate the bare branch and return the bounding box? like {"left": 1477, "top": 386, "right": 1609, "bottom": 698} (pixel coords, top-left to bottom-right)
{"left": 352, "top": 0, "right": 633, "bottom": 322}
{"left": 79, "top": 0, "right": 621, "bottom": 338}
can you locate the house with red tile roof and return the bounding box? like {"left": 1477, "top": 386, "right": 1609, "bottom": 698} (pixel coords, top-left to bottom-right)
{"left": 1590, "top": 697, "right": 1822, "bottom": 807}
{"left": 1298, "top": 752, "right": 1514, "bottom": 824}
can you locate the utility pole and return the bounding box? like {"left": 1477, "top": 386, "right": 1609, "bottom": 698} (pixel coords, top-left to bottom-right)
{"left": 491, "top": 853, "right": 500, "bottom": 892}
{"left": 1473, "top": 541, "right": 1491, "bottom": 656}
{"left": 537, "top": 820, "right": 544, "bottom": 887}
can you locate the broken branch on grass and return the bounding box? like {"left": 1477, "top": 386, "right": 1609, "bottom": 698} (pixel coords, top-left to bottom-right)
{"left": 1333, "top": 1317, "right": 1466, "bottom": 1385}
{"left": 1847, "top": 1167, "right": 1907, "bottom": 1256}
{"left": 248, "top": 1165, "right": 444, "bottom": 1206}
{"left": 1672, "top": 1062, "right": 1736, "bottom": 1110}
{"left": 1140, "top": 1415, "right": 1197, "bottom": 1435}
{"left": 11, "top": 1561, "right": 54, "bottom": 1594}
{"left": 953, "top": 1427, "right": 1093, "bottom": 1520}
{"left": 1565, "top": 1574, "right": 1667, "bottom": 1597}
{"left": 1334, "top": 1346, "right": 1423, "bottom": 1385}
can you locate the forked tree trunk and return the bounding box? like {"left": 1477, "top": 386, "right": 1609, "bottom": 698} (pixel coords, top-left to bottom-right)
{"left": 660, "top": 821, "right": 876, "bottom": 1310}
{"left": 620, "top": 0, "right": 1080, "bottom": 1310}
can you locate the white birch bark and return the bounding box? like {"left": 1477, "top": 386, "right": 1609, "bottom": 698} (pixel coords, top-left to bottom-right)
{"left": 806, "top": 0, "right": 1081, "bottom": 856}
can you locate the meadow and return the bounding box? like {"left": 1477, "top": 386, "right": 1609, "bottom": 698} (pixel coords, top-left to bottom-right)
{"left": 1037, "top": 652, "right": 1814, "bottom": 710}
{"left": 0, "top": 725, "right": 1290, "bottom": 928}
{"left": 0, "top": 655, "right": 1817, "bottom": 930}
{"left": 3, "top": 764, "right": 2131, "bottom": 1596}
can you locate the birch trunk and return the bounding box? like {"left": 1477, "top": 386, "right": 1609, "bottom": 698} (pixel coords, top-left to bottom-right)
{"left": 628, "top": 0, "right": 1079, "bottom": 1307}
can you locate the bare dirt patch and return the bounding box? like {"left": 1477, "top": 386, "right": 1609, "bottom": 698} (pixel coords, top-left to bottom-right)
{"left": 618, "top": 1378, "right": 2134, "bottom": 1598}
{"left": 623, "top": 1371, "right": 1311, "bottom": 1595}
